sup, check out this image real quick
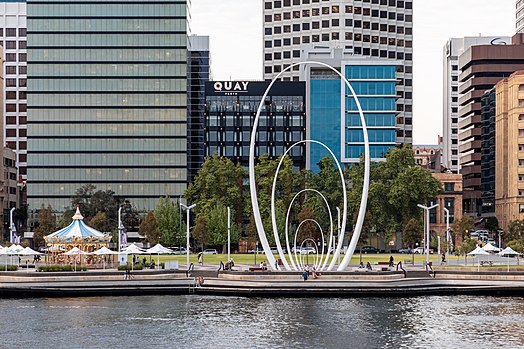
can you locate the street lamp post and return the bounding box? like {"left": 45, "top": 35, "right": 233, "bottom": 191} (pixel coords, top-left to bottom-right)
{"left": 181, "top": 203, "right": 196, "bottom": 268}
{"left": 336, "top": 207, "right": 341, "bottom": 266}
{"left": 9, "top": 207, "right": 15, "bottom": 244}
{"left": 227, "top": 207, "right": 231, "bottom": 263}
{"left": 443, "top": 207, "right": 450, "bottom": 254}
{"left": 418, "top": 203, "right": 439, "bottom": 266}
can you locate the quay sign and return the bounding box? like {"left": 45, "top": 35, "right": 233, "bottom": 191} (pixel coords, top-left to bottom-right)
{"left": 205, "top": 80, "right": 305, "bottom": 97}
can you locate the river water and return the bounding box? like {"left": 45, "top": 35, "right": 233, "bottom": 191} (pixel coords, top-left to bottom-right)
{"left": 1, "top": 295, "right": 523, "bottom": 349}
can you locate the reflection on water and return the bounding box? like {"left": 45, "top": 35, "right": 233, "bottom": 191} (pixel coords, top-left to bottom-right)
{"left": 0, "top": 295, "right": 523, "bottom": 348}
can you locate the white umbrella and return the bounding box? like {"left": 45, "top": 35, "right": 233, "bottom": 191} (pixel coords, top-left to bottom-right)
{"left": 146, "top": 244, "right": 173, "bottom": 269}
{"left": 121, "top": 243, "right": 145, "bottom": 271}
{"left": 64, "top": 247, "right": 90, "bottom": 272}
{"left": 93, "top": 247, "right": 119, "bottom": 270}
{"left": 468, "top": 246, "right": 489, "bottom": 272}
{"left": 498, "top": 247, "right": 521, "bottom": 271}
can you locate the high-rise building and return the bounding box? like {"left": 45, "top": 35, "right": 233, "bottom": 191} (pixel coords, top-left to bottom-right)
{"left": 26, "top": 0, "right": 189, "bottom": 212}
{"left": 187, "top": 35, "right": 211, "bottom": 184}
{"left": 517, "top": 0, "right": 524, "bottom": 33}
{"left": 458, "top": 39, "right": 524, "bottom": 217}
{"left": 442, "top": 37, "right": 510, "bottom": 174}
{"left": 300, "top": 46, "right": 397, "bottom": 169}
{"left": 263, "top": 0, "right": 413, "bottom": 145}
{"left": 204, "top": 81, "right": 306, "bottom": 170}
{"left": 480, "top": 87, "right": 496, "bottom": 217}
{"left": 0, "top": 1, "right": 27, "bottom": 182}
{"left": 495, "top": 71, "right": 524, "bottom": 229}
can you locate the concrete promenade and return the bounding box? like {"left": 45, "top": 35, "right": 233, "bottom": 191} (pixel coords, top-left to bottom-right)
{"left": 1, "top": 267, "right": 524, "bottom": 298}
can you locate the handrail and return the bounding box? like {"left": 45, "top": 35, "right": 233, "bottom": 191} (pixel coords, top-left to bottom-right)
{"left": 185, "top": 262, "right": 194, "bottom": 277}
{"left": 396, "top": 261, "right": 407, "bottom": 278}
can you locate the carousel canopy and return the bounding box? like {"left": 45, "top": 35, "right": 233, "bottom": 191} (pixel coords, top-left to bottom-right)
{"left": 44, "top": 207, "right": 111, "bottom": 244}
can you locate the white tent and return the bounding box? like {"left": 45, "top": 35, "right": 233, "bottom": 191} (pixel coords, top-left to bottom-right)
{"left": 121, "top": 243, "right": 145, "bottom": 270}
{"left": 92, "top": 246, "right": 119, "bottom": 270}
{"left": 0, "top": 247, "right": 10, "bottom": 271}
{"left": 468, "top": 246, "right": 489, "bottom": 272}
{"left": 93, "top": 246, "right": 119, "bottom": 255}
{"left": 483, "top": 243, "right": 500, "bottom": 252}
{"left": 467, "top": 246, "right": 489, "bottom": 256}
{"left": 146, "top": 244, "right": 173, "bottom": 269}
{"left": 121, "top": 243, "right": 144, "bottom": 254}
{"left": 498, "top": 247, "right": 521, "bottom": 271}
{"left": 17, "top": 247, "right": 43, "bottom": 256}
{"left": 64, "top": 247, "right": 90, "bottom": 271}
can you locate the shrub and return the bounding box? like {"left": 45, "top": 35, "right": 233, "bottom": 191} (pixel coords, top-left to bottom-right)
{"left": 37, "top": 265, "right": 87, "bottom": 272}
{"left": 118, "top": 263, "right": 143, "bottom": 271}
{"left": 1, "top": 265, "right": 18, "bottom": 271}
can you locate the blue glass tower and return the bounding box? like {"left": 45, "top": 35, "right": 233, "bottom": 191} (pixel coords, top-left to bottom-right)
{"left": 308, "top": 61, "right": 397, "bottom": 170}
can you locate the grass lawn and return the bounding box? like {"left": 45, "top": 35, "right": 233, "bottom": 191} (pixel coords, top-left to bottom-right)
{"left": 129, "top": 252, "right": 455, "bottom": 267}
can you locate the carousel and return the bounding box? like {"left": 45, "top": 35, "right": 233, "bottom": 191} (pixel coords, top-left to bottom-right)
{"left": 44, "top": 207, "right": 112, "bottom": 265}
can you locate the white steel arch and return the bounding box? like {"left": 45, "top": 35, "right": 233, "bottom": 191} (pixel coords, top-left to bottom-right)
{"left": 248, "top": 61, "right": 370, "bottom": 271}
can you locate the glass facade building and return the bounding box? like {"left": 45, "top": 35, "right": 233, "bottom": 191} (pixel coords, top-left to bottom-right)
{"left": 204, "top": 81, "right": 306, "bottom": 169}
{"left": 481, "top": 87, "right": 496, "bottom": 216}
{"left": 26, "top": 0, "right": 189, "bottom": 212}
{"left": 187, "top": 36, "right": 210, "bottom": 184}
{"left": 309, "top": 61, "right": 397, "bottom": 170}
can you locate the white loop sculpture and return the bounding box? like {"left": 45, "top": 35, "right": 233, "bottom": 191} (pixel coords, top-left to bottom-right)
{"left": 249, "top": 61, "right": 370, "bottom": 271}
{"left": 283, "top": 188, "right": 333, "bottom": 271}
{"left": 293, "top": 220, "right": 323, "bottom": 269}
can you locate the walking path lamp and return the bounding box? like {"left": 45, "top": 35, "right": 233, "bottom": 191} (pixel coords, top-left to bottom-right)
{"left": 227, "top": 207, "right": 231, "bottom": 263}
{"left": 418, "top": 203, "right": 439, "bottom": 266}
{"left": 181, "top": 203, "right": 196, "bottom": 267}
{"left": 9, "top": 207, "right": 16, "bottom": 244}
{"left": 443, "top": 207, "right": 451, "bottom": 254}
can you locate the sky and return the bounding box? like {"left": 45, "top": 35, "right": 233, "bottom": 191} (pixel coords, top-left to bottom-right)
{"left": 190, "top": 0, "right": 516, "bottom": 145}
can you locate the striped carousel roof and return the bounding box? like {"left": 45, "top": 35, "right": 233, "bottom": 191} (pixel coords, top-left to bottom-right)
{"left": 45, "top": 207, "right": 110, "bottom": 243}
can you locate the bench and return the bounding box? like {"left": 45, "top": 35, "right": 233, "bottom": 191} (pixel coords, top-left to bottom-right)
{"left": 375, "top": 261, "right": 391, "bottom": 271}
{"left": 480, "top": 261, "right": 494, "bottom": 267}
{"left": 248, "top": 267, "right": 267, "bottom": 272}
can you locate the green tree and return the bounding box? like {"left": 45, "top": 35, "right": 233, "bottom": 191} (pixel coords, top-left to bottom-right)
{"left": 452, "top": 215, "right": 475, "bottom": 241}
{"left": 56, "top": 208, "right": 76, "bottom": 229}
{"left": 403, "top": 218, "right": 423, "bottom": 249}
{"left": 185, "top": 153, "right": 244, "bottom": 224}
{"left": 33, "top": 204, "right": 56, "bottom": 247}
{"left": 347, "top": 145, "right": 441, "bottom": 245}
{"left": 193, "top": 215, "right": 209, "bottom": 251}
{"left": 207, "top": 204, "right": 241, "bottom": 250}
{"left": 506, "top": 220, "right": 524, "bottom": 242}
{"left": 485, "top": 217, "right": 499, "bottom": 233}
{"left": 139, "top": 211, "right": 160, "bottom": 244}
{"left": 155, "top": 196, "right": 182, "bottom": 246}
{"left": 88, "top": 211, "right": 107, "bottom": 232}
{"left": 458, "top": 237, "right": 477, "bottom": 256}
{"left": 296, "top": 205, "right": 320, "bottom": 242}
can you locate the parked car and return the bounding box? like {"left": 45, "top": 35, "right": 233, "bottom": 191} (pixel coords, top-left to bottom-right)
{"left": 248, "top": 249, "right": 264, "bottom": 254}
{"left": 203, "top": 249, "right": 218, "bottom": 254}
{"left": 398, "top": 248, "right": 412, "bottom": 254}
{"left": 300, "top": 247, "right": 316, "bottom": 255}
{"left": 413, "top": 247, "right": 434, "bottom": 254}
{"left": 360, "top": 246, "right": 380, "bottom": 254}
{"left": 172, "top": 247, "right": 190, "bottom": 255}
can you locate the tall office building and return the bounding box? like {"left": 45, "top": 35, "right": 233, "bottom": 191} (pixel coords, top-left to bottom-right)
{"left": 495, "top": 71, "right": 524, "bottom": 229}
{"left": 0, "top": 1, "right": 27, "bottom": 182}
{"left": 263, "top": 0, "right": 413, "bottom": 145}
{"left": 26, "top": 0, "right": 189, "bottom": 212}
{"left": 480, "top": 87, "right": 496, "bottom": 217}
{"left": 187, "top": 35, "right": 210, "bottom": 184}
{"left": 301, "top": 46, "right": 397, "bottom": 169}
{"left": 442, "top": 36, "right": 510, "bottom": 173}
{"left": 458, "top": 39, "right": 524, "bottom": 216}
{"left": 518, "top": 0, "right": 524, "bottom": 33}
